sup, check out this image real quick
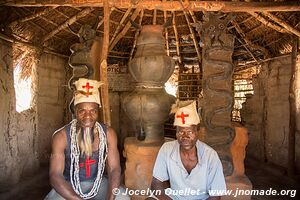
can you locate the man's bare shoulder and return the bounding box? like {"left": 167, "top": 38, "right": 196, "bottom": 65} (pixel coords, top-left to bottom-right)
{"left": 52, "top": 126, "right": 67, "bottom": 145}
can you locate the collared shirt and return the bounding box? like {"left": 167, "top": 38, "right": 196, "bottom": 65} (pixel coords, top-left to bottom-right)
{"left": 152, "top": 140, "right": 226, "bottom": 200}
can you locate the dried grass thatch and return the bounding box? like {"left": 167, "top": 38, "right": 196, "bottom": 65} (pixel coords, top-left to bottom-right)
{"left": 0, "top": 1, "right": 299, "bottom": 73}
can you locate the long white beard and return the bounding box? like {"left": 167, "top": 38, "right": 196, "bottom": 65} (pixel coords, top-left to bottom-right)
{"left": 78, "top": 127, "right": 93, "bottom": 157}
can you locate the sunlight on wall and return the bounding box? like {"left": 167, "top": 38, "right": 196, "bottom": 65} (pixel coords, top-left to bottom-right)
{"left": 165, "top": 82, "right": 177, "bottom": 97}
{"left": 13, "top": 64, "right": 32, "bottom": 113}
{"left": 232, "top": 79, "right": 254, "bottom": 121}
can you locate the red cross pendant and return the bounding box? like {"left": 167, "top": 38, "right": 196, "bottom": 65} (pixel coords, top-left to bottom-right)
{"left": 79, "top": 156, "right": 96, "bottom": 178}
{"left": 176, "top": 112, "right": 189, "bottom": 124}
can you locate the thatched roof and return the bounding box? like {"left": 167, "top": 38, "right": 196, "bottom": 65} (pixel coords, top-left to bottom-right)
{"left": 0, "top": 0, "right": 299, "bottom": 73}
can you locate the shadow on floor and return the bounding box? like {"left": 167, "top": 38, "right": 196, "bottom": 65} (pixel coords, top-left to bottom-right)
{"left": 0, "top": 158, "right": 299, "bottom": 200}
{"left": 245, "top": 157, "right": 300, "bottom": 200}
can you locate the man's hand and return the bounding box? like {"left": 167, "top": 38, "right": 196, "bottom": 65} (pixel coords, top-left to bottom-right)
{"left": 149, "top": 177, "right": 172, "bottom": 200}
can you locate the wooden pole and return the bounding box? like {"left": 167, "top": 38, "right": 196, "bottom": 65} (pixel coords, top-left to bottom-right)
{"left": 5, "top": 1, "right": 300, "bottom": 12}
{"left": 231, "top": 20, "right": 270, "bottom": 59}
{"left": 109, "top": 8, "right": 141, "bottom": 52}
{"left": 163, "top": 8, "right": 170, "bottom": 56}
{"left": 0, "top": 32, "right": 68, "bottom": 58}
{"left": 9, "top": 6, "right": 57, "bottom": 26}
{"left": 153, "top": 9, "right": 157, "bottom": 25}
{"left": 172, "top": 11, "right": 182, "bottom": 64}
{"left": 248, "top": 12, "right": 286, "bottom": 34}
{"left": 179, "top": 0, "right": 201, "bottom": 64}
{"left": 288, "top": 36, "right": 297, "bottom": 176}
{"left": 129, "top": 10, "right": 144, "bottom": 61}
{"left": 109, "top": 7, "right": 132, "bottom": 46}
{"left": 42, "top": 7, "right": 94, "bottom": 43}
{"left": 100, "top": 0, "right": 111, "bottom": 125}
{"left": 263, "top": 12, "right": 300, "bottom": 38}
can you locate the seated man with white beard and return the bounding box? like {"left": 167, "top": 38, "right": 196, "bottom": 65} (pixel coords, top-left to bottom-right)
{"left": 45, "top": 78, "right": 129, "bottom": 200}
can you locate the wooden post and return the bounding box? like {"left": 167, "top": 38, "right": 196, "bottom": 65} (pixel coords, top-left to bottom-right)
{"left": 100, "top": 0, "right": 111, "bottom": 125}
{"left": 180, "top": 0, "right": 201, "bottom": 64}
{"left": 172, "top": 11, "right": 182, "bottom": 64}
{"left": 288, "top": 37, "right": 297, "bottom": 176}
{"left": 129, "top": 10, "right": 144, "bottom": 61}
{"left": 163, "top": 9, "right": 170, "bottom": 56}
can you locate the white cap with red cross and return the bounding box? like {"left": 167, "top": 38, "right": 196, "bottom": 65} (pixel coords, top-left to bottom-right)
{"left": 172, "top": 101, "right": 200, "bottom": 127}
{"left": 73, "top": 78, "right": 103, "bottom": 107}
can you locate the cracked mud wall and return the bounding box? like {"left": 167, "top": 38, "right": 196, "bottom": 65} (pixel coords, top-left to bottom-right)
{"left": 0, "top": 39, "right": 68, "bottom": 187}
{"left": 0, "top": 40, "right": 39, "bottom": 187}
{"left": 241, "top": 55, "right": 300, "bottom": 172}
{"left": 37, "top": 53, "right": 67, "bottom": 164}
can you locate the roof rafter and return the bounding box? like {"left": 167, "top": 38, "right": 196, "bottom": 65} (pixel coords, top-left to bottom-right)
{"left": 109, "top": 8, "right": 141, "bottom": 52}
{"left": 172, "top": 11, "right": 181, "bottom": 64}
{"left": 153, "top": 9, "right": 157, "bottom": 25}
{"left": 231, "top": 20, "right": 270, "bottom": 59}
{"left": 12, "top": 8, "right": 67, "bottom": 43}
{"left": 129, "top": 9, "right": 144, "bottom": 61}
{"left": 262, "top": 12, "right": 300, "bottom": 38}
{"left": 4, "top": 0, "right": 300, "bottom": 12}
{"left": 109, "top": 7, "right": 132, "bottom": 46}
{"left": 179, "top": 0, "right": 201, "bottom": 64}
{"left": 42, "top": 7, "right": 94, "bottom": 43}
{"left": 248, "top": 12, "right": 286, "bottom": 33}
{"left": 9, "top": 6, "right": 57, "bottom": 26}
{"left": 163, "top": 4, "right": 170, "bottom": 57}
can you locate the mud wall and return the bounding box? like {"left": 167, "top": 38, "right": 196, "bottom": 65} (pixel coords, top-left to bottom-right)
{"left": 37, "top": 53, "right": 67, "bottom": 163}
{"left": 0, "top": 39, "right": 67, "bottom": 187}
{"left": 241, "top": 55, "right": 300, "bottom": 172}
{"left": 0, "top": 40, "right": 39, "bottom": 186}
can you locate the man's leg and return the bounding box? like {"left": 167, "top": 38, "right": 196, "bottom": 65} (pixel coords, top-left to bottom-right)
{"left": 84, "top": 177, "right": 130, "bottom": 200}
{"left": 44, "top": 189, "right": 65, "bottom": 200}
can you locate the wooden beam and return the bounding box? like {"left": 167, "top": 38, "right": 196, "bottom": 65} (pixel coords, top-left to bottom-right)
{"left": 129, "top": 10, "right": 144, "bottom": 61}
{"left": 288, "top": 37, "right": 297, "bottom": 177}
{"left": 109, "top": 8, "right": 141, "bottom": 52}
{"left": 13, "top": 8, "right": 68, "bottom": 43}
{"left": 263, "top": 12, "right": 300, "bottom": 38}
{"left": 163, "top": 7, "right": 170, "bottom": 56}
{"left": 4, "top": 1, "right": 300, "bottom": 12}
{"left": 231, "top": 20, "right": 270, "bottom": 59}
{"left": 153, "top": 9, "right": 157, "bottom": 25}
{"left": 172, "top": 11, "right": 181, "bottom": 63}
{"left": 42, "top": 7, "right": 93, "bottom": 43}
{"left": 248, "top": 12, "right": 286, "bottom": 33}
{"left": 97, "top": 7, "right": 115, "bottom": 29}
{"left": 188, "top": 10, "right": 201, "bottom": 38}
{"left": 180, "top": 0, "right": 201, "bottom": 64}
{"left": 27, "top": 8, "right": 78, "bottom": 37}
{"left": 109, "top": 7, "right": 132, "bottom": 46}
{"left": 0, "top": 32, "right": 68, "bottom": 58}
{"left": 100, "top": 0, "right": 111, "bottom": 125}
{"left": 9, "top": 7, "right": 57, "bottom": 26}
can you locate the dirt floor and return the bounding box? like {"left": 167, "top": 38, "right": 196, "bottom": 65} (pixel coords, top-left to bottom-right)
{"left": 0, "top": 158, "right": 299, "bottom": 200}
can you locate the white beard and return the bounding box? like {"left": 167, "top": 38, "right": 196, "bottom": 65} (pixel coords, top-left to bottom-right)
{"left": 78, "top": 127, "right": 93, "bottom": 157}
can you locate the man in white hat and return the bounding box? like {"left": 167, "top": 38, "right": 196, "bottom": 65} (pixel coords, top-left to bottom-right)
{"left": 147, "top": 101, "right": 226, "bottom": 200}
{"left": 45, "top": 78, "right": 129, "bottom": 200}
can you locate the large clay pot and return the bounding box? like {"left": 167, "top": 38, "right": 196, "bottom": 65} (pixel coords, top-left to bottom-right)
{"left": 124, "top": 24, "right": 175, "bottom": 143}
{"left": 123, "top": 88, "right": 175, "bottom": 143}
{"left": 128, "top": 25, "right": 175, "bottom": 87}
